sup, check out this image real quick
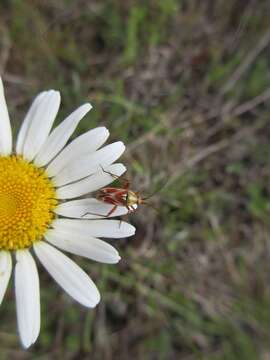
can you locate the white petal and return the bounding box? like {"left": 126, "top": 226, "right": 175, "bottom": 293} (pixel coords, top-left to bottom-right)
{"left": 52, "top": 142, "right": 125, "bottom": 187}
{"left": 55, "top": 198, "right": 129, "bottom": 219}
{"left": 15, "top": 250, "right": 40, "bottom": 349}
{"left": 45, "top": 228, "right": 120, "bottom": 264}
{"left": 34, "top": 241, "right": 100, "bottom": 307}
{"left": 52, "top": 218, "right": 136, "bottom": 238}
{"left": 22, "top": 90, "right": 61, "bottom": 161}
{"left": 46, "top": 127, "right": 109, "bottom": 177}
{"left": 16, "top": 91, "right": 47, "bottom": 154}
{"left": 0, "top": 77, "right": 12, "bottom": 155}
{"left": 56, "top": 163, "right": 126, "bottom": 199}
{"left": 34, "top": 103, "right": 92, "bottom": 167}
{"left": 0, "top": 251, "right": 12, "bottom": 305}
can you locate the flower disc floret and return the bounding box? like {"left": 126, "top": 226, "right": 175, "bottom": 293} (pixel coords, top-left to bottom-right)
{"left": 0, "top": 156, "right": 57, "bottom": 250}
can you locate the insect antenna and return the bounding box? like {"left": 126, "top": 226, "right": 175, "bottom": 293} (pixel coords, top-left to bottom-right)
{"left": 142, "top": 201, "right": 160, "bottom": 214}
{"left": 142, "top": 178, "right": 168, "bottom": 201}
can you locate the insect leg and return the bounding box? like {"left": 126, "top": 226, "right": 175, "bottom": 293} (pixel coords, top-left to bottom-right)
{"left": 82, "top": 205, "right": 118, "bottom": 218}
{"left": 81, "top": 211, "right": 107, "bottom": 218}
{"left": 105, "top": 205, "right": 118, "bottom": 217}
{"left": 122, "top": 179, "right": 130, "bottom": 189}
{"left": 125, "top": 206, "right": 133, "bottom": 214}
{"left": 100, "top": 165, "right": 130, "bottom": 189}
{"left": 117, "top": 206, "right": 131, "bottom": 228}
{"left": 100, "top": 165, "right": 121, "bottom": 179}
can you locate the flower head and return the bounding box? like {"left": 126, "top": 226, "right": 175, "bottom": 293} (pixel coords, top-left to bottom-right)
{"left": 0, "top": 78, "right": 135, "bottom": 348}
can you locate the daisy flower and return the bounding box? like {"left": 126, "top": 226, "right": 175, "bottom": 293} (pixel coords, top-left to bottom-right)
{"left": 0, "top": 78, "right": 135, "bottom": 348}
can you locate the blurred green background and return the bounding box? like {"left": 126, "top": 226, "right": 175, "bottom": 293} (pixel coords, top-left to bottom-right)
{"left": 1, "top": 0, "right": 270, "bottom": 359}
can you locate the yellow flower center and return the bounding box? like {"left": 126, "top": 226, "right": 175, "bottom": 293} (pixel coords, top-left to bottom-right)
{"left": 0, "top": 156, "right": 57, "bottom": 250}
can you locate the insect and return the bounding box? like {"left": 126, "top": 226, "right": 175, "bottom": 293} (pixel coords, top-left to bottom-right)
{"left": 82, "top": 167, "right": 163, "bottom": 218}
{"left": 96, "top": 179, "right": 144, "bottom": 217}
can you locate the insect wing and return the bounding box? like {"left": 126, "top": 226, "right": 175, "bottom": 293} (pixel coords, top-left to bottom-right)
{"left": 99, "top": 187, "right": 127, "bottom": 206}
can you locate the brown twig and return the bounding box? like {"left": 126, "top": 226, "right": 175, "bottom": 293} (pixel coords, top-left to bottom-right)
{"left": 231, "top": 87, "right": 270, "bottom": 117}
{"left": 166, "top": 119, "right": 266, "bottom": 187}
{"left": 221, "top": 29, "right": 270, "bottom": 94}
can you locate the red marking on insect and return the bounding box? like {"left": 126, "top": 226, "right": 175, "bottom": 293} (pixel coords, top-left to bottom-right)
{"left": 97, "top": 185, "right": 146, "bottom": 217}
{"left": 82, "top": 167, "right": 162, "bottom": 218}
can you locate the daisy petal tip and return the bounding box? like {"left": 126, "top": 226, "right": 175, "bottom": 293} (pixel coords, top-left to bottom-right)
{"left": 119, "top": 163, "right": 127, "bottom": 173}
{"left": 18, "top": 329, "right": 37, "bottom": 349}
{"left": 92, "top": 293, "right": 101, "bottom": 308}
{"left": 49, "top": 89, "right": 61, "bottom": 102}
{"left": 84, "top": 292, "right": 101, "bottom": 308}
{"left": 113, "top": 141, "right": 126, "bottom": 156}
{"left": 21, "top": 338, "right": 35, "bottom": 349}
{"left": 127, "top": 223, "right": 136, "bottom": 236}
{"left": 85, "top": 102, "right": 93, "bottom": 111}
{"left": 79, "top": 102, "right": 92, "bottom": 114}
{"left": 110, "top": 254, "right": 121, "bottom": 264}
{"left": 90, "top": 287, "right": 101, "bottom": 307}
{"left": 21, "top": 340, "right": 30, "bottom": 349}
{"left": 119, "top": 141, "right": 125, "bottom": 148}
{"left": 56, "top": 91, "right": 61, "bottom": 100}
{"left": 100, "top": 126, "right": 109, "bottom": 136}
{"left": 50, "top": 89, "right": 60, "bottom": 95}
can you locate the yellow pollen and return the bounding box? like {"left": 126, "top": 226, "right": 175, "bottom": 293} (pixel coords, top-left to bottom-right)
{"left": 0, "top": 156, "right": 57, "bottom": 250}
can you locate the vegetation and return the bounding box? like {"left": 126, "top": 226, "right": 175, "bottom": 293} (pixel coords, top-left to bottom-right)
{"left": 1, "top": 1, "right": 270, "bottom": 358}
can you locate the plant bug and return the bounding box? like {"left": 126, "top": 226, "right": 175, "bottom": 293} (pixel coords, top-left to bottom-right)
{"left": 82, "top": 166, "right": 164, "bottom": 219}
